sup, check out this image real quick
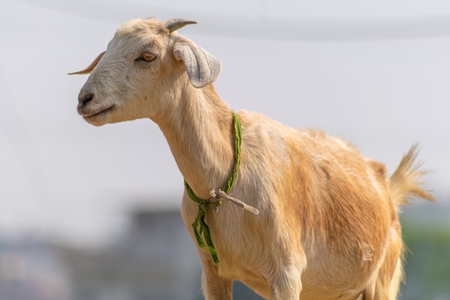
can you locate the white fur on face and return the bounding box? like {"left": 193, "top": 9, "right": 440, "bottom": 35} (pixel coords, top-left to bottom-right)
{"left": 76, "top": 18, "right": 222, "bottom": 126}
{"left": 77, "top": 19, "right": 176, "bottom": 126}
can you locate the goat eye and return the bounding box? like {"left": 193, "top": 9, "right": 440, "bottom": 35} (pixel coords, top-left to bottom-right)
{"left": 138, "top": 52, "right": 156, "bottom": 62}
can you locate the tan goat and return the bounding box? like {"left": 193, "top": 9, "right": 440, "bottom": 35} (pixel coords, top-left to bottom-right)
{"left": 70, "top": 18, "right": 433, "bottom": 300}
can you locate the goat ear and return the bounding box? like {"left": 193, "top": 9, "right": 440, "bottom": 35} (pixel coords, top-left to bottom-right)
{"left": 173, "top": 39, "right": 221, "bottom": 88}
{"left": 68, "top": 51, "right": 106, "bottom": 75}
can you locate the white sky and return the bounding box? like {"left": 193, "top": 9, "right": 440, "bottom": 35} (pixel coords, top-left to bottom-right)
{"left": 1, "top": 0, "right": 449, "bottom": 246}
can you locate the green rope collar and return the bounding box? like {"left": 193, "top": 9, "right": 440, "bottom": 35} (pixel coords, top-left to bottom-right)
{"left": 184, "top": 111, "right": 242, "bottom": 265}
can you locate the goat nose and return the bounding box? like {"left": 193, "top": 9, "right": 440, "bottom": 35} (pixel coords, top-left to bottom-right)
{"left": 78, "top": 91, "right": 94, "bottom": 105}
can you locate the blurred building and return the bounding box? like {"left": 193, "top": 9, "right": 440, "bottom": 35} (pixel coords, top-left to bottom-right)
{"left": 0, "top": 238, "right": 71, "bottom": 300}
{"left": 57, "top": 209, "right": 202, "bottom": 300}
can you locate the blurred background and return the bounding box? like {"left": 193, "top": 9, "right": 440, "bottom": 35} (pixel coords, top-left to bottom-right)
{"left": 1, "top": 0, "right": 449, "bottom": 299}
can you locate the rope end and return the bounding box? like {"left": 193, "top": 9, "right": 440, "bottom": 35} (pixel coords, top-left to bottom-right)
{"left": 245, "top": 206, "right": 260, "bottom": 215}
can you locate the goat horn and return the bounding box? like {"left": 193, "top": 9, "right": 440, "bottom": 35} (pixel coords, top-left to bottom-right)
{"left": 68, "top": 51, "right": 106, "bottom": 75}
{"left": 165, "top": 18, "right": 197, "bottom": 33}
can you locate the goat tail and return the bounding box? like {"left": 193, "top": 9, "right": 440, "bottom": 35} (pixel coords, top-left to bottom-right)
{"left": 389, "top": 144, "right": 434, "bottom": 206}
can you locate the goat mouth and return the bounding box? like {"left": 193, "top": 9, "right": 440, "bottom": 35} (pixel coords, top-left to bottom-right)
{"left": 82, "top": 105, "right": 115, "bottom": 120}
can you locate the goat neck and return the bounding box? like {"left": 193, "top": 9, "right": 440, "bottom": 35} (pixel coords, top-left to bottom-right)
{"left": 156, "top": 84, "right": 235, "bottom": 199}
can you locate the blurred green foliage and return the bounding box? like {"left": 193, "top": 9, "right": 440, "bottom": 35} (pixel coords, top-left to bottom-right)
{"left": 400, "top": 212, "right": 450, "bottom": 300}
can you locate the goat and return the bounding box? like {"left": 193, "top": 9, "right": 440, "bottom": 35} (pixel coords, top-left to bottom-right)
{"left": 70, "top": 18, "right": 434, "bottom": 300}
